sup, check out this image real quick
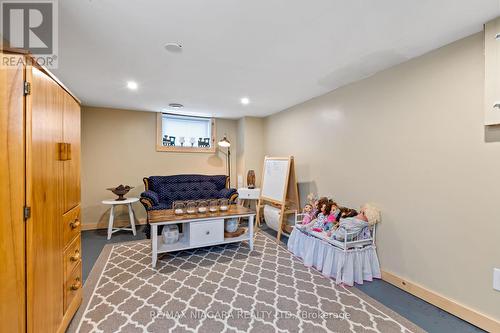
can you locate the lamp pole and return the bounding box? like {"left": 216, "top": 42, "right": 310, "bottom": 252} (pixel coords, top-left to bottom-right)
{"left": 218, "top": 135, "right": 231, "bottom": 187}
{"left": 227, "top": 146, "right": 231, "bottom": 186}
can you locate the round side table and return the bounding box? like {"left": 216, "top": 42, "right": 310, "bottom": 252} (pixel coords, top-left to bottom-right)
{"left": 102, "top": 197, "right": 139, "bottom": 240}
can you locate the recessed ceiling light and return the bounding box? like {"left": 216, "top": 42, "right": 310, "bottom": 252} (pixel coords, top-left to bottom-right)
{"left": 164, "top": 43, "right": 183, "bottom": 53}
{"left": 240, "top": 97, "right": 250, "bottom": 105}
{"left": 127, "top": 81, "right": 138, "bottom": 90}
{"left": 168, "top": 103, "right": 184, "bottom": 108}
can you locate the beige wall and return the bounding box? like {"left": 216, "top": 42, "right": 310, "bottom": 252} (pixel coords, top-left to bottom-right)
{"left": 81, "top": 107, "right": 238, "bottom": 228}
{"left": 236, "top": 118, "right": 246, "bottom": 186}
{"left": 235, "top": 117, "right": 266, "bottom": 188}
{"left": 264, "top": 33, "right": 500, "bottom": 321}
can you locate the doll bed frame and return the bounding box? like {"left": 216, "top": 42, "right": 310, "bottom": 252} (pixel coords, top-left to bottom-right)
{"left": 294, "top": 213, "right": 377, "bottom": 251}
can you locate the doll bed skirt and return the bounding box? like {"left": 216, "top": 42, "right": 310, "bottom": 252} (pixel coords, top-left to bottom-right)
{"left": 287, "top": 227, "right": 381, "bottom": 286}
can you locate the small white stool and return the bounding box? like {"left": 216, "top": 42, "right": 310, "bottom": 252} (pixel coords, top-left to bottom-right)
{"left": 102, "top": 197, "right": 139, "bottom": 240}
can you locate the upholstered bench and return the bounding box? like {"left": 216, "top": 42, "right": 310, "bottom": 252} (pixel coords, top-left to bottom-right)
{"left": 140, "top": 174, "right": 238, "bottom": 238}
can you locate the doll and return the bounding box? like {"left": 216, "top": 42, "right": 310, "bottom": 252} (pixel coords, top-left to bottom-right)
{"left": 304, "top": 199, "right": 333, "bottom": 232}
{"left": 306, "top": 193, "right": 317, "bottom": 206}
{"left": 300, "top": 203, "right": 315, "bottom": 225}
{"left": 328, "top": 203, "right": 381, "bottom": 241}
{"left": 336, "top": 207, "right": 358, "bottom": 222}
{"left": 313, "top": 197, "right": 329, "bottom": 218}
{"left": 323, "top": 201, "right": 340, "bottom": 232}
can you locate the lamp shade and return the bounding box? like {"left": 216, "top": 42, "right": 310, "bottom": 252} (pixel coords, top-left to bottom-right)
{"left": 218, "top": 136, "right": 231, "bottom": 148}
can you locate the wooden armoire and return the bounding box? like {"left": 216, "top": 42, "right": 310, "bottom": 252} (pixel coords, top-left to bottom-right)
{"left": 1, "top": 50, "right": 82, "bottom": 333}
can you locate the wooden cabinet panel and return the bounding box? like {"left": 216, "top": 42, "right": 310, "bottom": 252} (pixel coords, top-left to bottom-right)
{"left": 63, "top": 236, "right": 81, "bottom": 281}
{"left": 63, "top": 92, "right": 81, "bottom": 212}
{"left": 485, "top": 18, "right": 500, "bottom": 125}
{"left": 26, "top": 66, "right": 64, "bottom": 333}
{"left": 0, "top": 53, "right": 26, "bottom": 333}
{"left": 2, "top": 53, "right": 81, "bottom": 333}
{"left": 64, "top": 262, "right": 82, "bottom": 313}
{"left": 63, "top": 205, "right": 81, "bottom": 247}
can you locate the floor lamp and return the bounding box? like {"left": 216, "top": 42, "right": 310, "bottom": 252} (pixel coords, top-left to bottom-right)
{"left": 218, "top": 135, "right": 231, "bottom": 186}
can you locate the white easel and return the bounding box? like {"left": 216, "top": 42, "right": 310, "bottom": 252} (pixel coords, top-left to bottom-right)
{"left": 255, "top": 156, "right": 300, "bottom": 242}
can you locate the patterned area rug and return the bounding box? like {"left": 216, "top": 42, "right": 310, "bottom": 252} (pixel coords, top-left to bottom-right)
{"left": 69, "top": 232, "right": 425, "bottom": 333}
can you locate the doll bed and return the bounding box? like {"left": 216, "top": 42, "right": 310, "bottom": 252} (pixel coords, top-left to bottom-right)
{"left": 287, "top": 213, "right": 381, "bottom": 286}
{"left": 294, "top": 213, "right": 377, "bottom": 250}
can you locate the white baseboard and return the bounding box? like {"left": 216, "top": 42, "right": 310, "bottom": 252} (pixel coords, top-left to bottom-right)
{"left": 81, "top": 218, "right": 147, "bottom": 231}
{"left": 381, "top": 270, "right": 500, "bottom": 332}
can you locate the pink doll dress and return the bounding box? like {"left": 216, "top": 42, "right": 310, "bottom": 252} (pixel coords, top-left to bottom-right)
{"left": 301, "top": 211, "right": 314, "bottom": 224}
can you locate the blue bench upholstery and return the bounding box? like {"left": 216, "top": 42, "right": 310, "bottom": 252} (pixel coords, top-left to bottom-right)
{"left": 140, "top": 174, "right": 238, "bottom": 238}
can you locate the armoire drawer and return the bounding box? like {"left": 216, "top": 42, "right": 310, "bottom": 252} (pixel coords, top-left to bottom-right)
{"left": 63, "top": 205, "right": 81, "bottom": 246}
{"left": 64, "top": 236, "right": 81, "bottom": 279}
{"left": 64, "top": 262, "right": 82, "bottom": 312}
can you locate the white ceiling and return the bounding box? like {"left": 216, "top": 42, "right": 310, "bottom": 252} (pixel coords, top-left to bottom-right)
{"left": 54, "top": 0, "right": 500, "bottom": 118}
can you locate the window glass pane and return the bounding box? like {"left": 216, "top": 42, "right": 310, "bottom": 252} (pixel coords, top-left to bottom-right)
{"left": 161, "top": 114, "right": 212, "bottom": 148}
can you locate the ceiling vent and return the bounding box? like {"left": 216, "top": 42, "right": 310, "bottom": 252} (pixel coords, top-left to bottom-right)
{"left": 164, "top": 43, "right": 183, "bottom": 52}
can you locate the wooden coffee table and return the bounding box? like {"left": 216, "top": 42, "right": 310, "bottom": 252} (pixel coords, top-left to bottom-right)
{"left": 148, "top": 205, "right": 255, "bottom": 267}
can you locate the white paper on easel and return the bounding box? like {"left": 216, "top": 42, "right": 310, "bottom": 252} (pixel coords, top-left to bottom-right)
{"left": 261, "top": 159, "right": 289, "bottom": 202}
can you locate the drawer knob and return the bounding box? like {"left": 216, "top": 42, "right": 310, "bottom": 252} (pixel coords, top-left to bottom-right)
{"left": 70, "top": 218, "right": 80, "bottom": 229}
{"left": 70, "top": 277, "right": 81, "bottom": 291}
{"left": 70, "top": 250, "right": 80, "bottom": 262}
{"left": 205, "top": 231, "right": 210, "bottom": 235}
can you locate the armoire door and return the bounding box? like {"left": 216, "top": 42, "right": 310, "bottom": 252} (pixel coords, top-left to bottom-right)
{"left": 26, "top": 66, "right": 64, "bottom": 333}
{"left": 0, "top": 53, "right": 26, "bottom": 333}
{"left": 63, "top": 92, "right": 81, "bottom": 212}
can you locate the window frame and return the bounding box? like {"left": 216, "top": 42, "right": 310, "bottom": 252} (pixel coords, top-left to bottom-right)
{"left": 156, "top": 112, "right": 217, "bottom": 153}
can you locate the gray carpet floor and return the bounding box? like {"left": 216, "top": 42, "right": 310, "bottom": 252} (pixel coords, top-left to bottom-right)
{"left": 75, "top": 232, "right": 425, "bottom": 333}
{"left": 81, "top": 224, "right": 484, "bottom": 333}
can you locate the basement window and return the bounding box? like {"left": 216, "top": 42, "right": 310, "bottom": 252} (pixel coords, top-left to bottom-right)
{"left": 156, "top": 113, "right": 216, "bottom": 152}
